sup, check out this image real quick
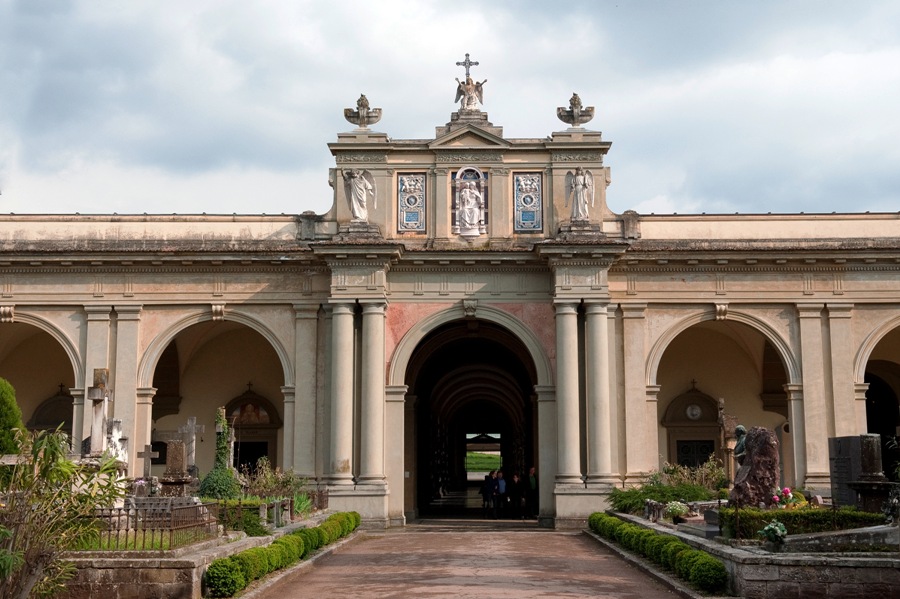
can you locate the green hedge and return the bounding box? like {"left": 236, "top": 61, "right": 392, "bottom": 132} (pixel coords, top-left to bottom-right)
{"left": 588, "top": 512, "right": 727, "bottom": 594}
{"left": 718, "top": 506, "right": 884, "bottom": 539}
{"left": 213, "top": 499, "right": 268, "bottom": 536}
{"left": 205, "top": 511, "right": 361, "bottom": 598}
{"left": 608, "top": 484, "right": 713, "bottom": 515}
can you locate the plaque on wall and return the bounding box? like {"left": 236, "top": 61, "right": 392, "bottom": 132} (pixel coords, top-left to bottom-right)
{"left": 513, "top": 173, "right": 542, "bottom": 233}
{"left": 398, "top": 173, "right": 426, "bottom": 232}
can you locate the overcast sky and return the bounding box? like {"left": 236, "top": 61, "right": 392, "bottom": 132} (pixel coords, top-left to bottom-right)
{"left": 1, "top": 1, "right": 898, "bottom": 217}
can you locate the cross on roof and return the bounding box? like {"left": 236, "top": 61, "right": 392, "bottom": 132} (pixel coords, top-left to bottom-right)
{"left": 456, "top": 53, "right": 479, "bottom": 78}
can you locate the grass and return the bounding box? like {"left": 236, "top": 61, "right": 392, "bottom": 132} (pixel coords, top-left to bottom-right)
{"left": 466, "top": 451, "right": 501, "bottom": 472}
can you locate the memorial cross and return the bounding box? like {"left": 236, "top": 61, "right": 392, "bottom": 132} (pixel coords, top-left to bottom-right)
{"left": 456, "top": 53, "right": 479, "bottom": 78}
{"left": 137, "top": 444, "right": 159, "bottom": 480}
{"left": 179, "top": 416, "right": 205, "bottom": 470}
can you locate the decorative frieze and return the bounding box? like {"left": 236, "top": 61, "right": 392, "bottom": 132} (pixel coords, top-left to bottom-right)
{"left": 436, "top": 151, "right": 502, "bottom": 163}
{"left": 335, "top": 152, "right": 388, "bottom": 163}
{"left": 397, "top": 174, "right": 426, "bottom": 233}
{"left": 513, "top": 173, "right": 543, "bottom": 233}
{"left": 551, "top": 151, "right": 603, "bottom": 163}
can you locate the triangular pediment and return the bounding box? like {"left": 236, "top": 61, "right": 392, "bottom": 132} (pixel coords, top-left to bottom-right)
{"left": 429, "top": 125, "right": 510, "bottom": 150}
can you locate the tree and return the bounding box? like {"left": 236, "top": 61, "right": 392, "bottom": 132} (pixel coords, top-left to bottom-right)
{"left": 0, "top": 428, "right": 126, "bottom": 599}
{"left": 0, "top": 377, "right": 24, "bottom": 454}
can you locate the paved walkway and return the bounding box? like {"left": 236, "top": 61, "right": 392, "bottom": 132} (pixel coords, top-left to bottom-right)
{"left": 248, "top": 520, "right": 680, "bottom": 599}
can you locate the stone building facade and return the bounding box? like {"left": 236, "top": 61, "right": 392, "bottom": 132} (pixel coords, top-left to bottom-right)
{"left": 2, "top": 90, "right": 899, "bottom": 528}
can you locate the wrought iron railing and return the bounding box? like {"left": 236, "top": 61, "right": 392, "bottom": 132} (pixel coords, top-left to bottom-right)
{"left": 81, "top": 502, "right": 220, "bottom": 551}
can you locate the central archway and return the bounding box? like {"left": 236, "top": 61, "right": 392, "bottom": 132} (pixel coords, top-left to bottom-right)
{"left": 405, "top": 318, "right": 538, "bottom": 518}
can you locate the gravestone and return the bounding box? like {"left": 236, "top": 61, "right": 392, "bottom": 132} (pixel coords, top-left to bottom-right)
{"left": 159, "top": 440, "right": 192, "bottom": 497}
{"left": 829, "top": 436, "right": 862, "bottom": 507}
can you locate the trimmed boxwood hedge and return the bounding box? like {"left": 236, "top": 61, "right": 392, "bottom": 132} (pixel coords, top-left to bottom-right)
{"left": 588, "top": 512, "right": 729, "bottom": 594}
{"left": 718, "top": 505, "right": 884, "bottom": 539}
{"left": 205, "top": 511, "right": 362, "bottom": 598}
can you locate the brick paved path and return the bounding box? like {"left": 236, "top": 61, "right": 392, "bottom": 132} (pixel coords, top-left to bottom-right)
{"left": 248, "top": 521, "right": 679, "bottom": 599}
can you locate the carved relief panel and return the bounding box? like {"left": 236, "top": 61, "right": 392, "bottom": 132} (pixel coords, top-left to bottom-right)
{"left": 513, "top": 172, "right": 543, "bottom": 233}
{"left": 398, "top": 173, "right": 426, "bottom": 232}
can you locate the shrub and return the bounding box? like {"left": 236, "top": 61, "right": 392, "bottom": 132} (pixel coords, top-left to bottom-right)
{"left": 214, "top": 499, "right": 268, "bottom": 536}
{"left": 199, "top": 463, "right": 241, "bottom": 500}
{"left": 265, "top": 543, "right": 287, "bottom": 572}
{"left": 634, "top": 529, "right": 657, "bottom": 555}
{"left": 601, "top": 516, "right": 625, "bottom": 539}
{"left": 719, "top": 505, "right": 884, "bottom": 539}
{"left": 274, "top": 534, "right": 304, "bottom": 564}
{"left": 319, "top": 520, "right": 342, "bottom": 544}
{"left": 349, "top": 511, "right": 361, "bottom": 529}
{"left": 205, "top": 557, "right": 246, "bottom": 598}
{"left": 647, "top": 535, "right": 680, "bottom": 565}
{"left": 661, "top": 541, "right": 692, "bottom": 570}
{"left": 674, "top": 548, "right": 704, "bottom": 580}
{"left": 690, "top": 554, "right": 728, "bottom": 594}
{"left": 0, "top": 378, "right": 23, "bottom": 454}
{"left": 609, "top": 483, "right": 712, "bottom": 514}
{"left": 295, "top": 528, "right": 319, "bottom": 555}
{"left": 234, "top": 546, "right": 269, "bottom": 581}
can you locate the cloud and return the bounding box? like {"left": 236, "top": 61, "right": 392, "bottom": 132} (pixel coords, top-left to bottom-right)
{"left": 1, "top": 0, "right": 899, "bottom": 216}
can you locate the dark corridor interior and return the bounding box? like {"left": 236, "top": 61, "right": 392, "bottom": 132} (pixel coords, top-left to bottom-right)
{"left": 865, "top": 372, "right": 900, "bottom": 480}
{"left": 408, "top": 319, "right": 538, "bottom": 517}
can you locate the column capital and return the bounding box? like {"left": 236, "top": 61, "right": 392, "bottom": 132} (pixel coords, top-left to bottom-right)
{"left": 854, "top": 382, "right": 870, "bottom": 400}
{"left": 360, "top": 300, "right": 388, "bottom": 314}
{"left": 827, "top": 303, "right": 854, "bottom": 318}
{"left": 85, "top": 305, "right": 113, "bottom": 320}
{"left": 621, "top": 303, "right": 647, "bottom": 318}
{"left": 293, "top": 303, "right": 320, "bottom": 318}
{"left": 114, "top": 305, "right": 143, "bottom": 319}
{"left": 281, "top": 385, "right": 296, "bottom": 402}
{"left": 329, "top": 302, "right": 355, "bottom": 315}
{"left": 386, "top": 385, "right": 408, "bottom": 401}
{"left": 796, "top": 303, "right": 825, "bottom": 318}
{"left": 783, "top": 383, "right": 803, "bottom": 401}
{"left": 553, "top": 301, "right": 579, "bottom": 314}
{"left": 584, "top": 301, "right": 610, "bottom": 315}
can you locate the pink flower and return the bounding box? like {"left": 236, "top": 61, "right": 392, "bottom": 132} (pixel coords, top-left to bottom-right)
{"left": 783, "top": 487, "right": 791, "bottom": 494}
{"left": 773, "top": 495, "right": 780, "bottom": 503}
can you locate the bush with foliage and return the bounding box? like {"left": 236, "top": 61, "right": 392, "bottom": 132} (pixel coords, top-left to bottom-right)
{"left": 199, "top": 408, "right": 241, "bottom": 500}
{"left": 587, "top": 512, "right": 728, "bottom": 594}
{"left": 204, "top": 511, "right": 362, "bottom": 598}
{"left": 214, "top": 499, "right": 268, "bottom": 536}
{"left": 0, "top": 378, "right": 23, "bottom": 454}
{"left": 659, "top": 456, "right": 728, "bottom": 492}
{"left": 609, "top": 482, "right": 712, "bottom": 514}
{"left": 719, "top": 505, "right": 884, "bottom": 539}
{"left": 0, "top": 427, "right": 126, "bottom": 599}
{"left": 205, "top": 557, "right": 246, "bottom": 598}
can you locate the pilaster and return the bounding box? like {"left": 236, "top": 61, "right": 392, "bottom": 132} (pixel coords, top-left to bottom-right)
{"left": 784, "top": 383, "right": 806, "bottom": 489}
{"left": 797, "top": 303, "right": 830, "bottom": 489}
{"left": 113, "top": 305, "right": 142, "bottom": 473}
{"left": 827, "top": 304, "right": 858, "bottom": 437}
{"left": 385, "top": 384, "right": 408, "bottom": 526}
{"left": 293, "top": 304, "right": 319, "bottom": 478}
{"left": 82, "top": 306, "right": 112, "bottom": 447}
{"left": 621, "top": 303, "right": 655, "bottom": 484}
{"left": 358, "top": 301, "right": 387, "bottom": 485}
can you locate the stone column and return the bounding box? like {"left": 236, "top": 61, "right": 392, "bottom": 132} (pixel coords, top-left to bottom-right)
{"left": 70, "top": 387, "right": 85, "bottom": 452}
{"left": 113, "top": 305, "right": 141, "bottom": 474}
{"left": 784, "top": 383, "right": 805, "bottom": 489}
{"left": 293, "top": 304, "right": 319, "bottom": 478}
{"left": 385, "top": 384, "right": 408, "bottom": 526}
{"left": 535, "top": 385, "right": 556, "bottom": 520}
{"left": 585, "top": 302, "right": 614, "bottom": 485}
{"left": 797, "top": 304, "right": 830, "bottom": 489}
{"left": 329, "top": 302, "right": 355, "bottom": 485}
{"left": 280, "top": 386, "right": 295, "bottom": 471}
{"left": 82, "top": 306, "right": 112, "bottom": 448}
{"left": 358, "top": 301, "right": 386, "bottom": 485}
{"left": 554, "top": 301, "right": 582, "bottom": 484}
{"left": 135, "top": 387, "right": 156, "bottom": 472}
{"left": 854, "top": 383, "right": 870, "bottom": 438}
{"left": 621, "top": 303, "right": 655, "bottom": 484}
{"left": 828, "top": 304, "right": 858, "bottom": 436}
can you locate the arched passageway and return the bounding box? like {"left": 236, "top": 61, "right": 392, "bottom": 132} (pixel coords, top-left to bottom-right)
{"left": 404, "top": 318, "right": 537, "bottom": 518}
{"left": 148, "top": 320, "right": 285, "bottom": 478}
{"left": 863, "top": 323, "right": 900, "bottom": 480}
{"left": 655, "top": 319, "right": 792, "bottom": 484}
{"left": 0, "top": 322, "right": 76, "bottom": 436}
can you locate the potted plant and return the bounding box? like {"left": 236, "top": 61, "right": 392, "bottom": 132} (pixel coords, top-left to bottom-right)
{"left": 758, "top": 519, "right": 788, "bottom": 551}
{"left": 665, "top": 500, "right": 689, "bottom": 524}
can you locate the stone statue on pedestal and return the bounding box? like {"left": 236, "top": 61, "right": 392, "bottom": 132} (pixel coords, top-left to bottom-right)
{"left": 728, "top": 426, "right": 780, "bottom": 508}
{"left": 343, "top": 94, "right": 382, "bottom": 130}
{"left": 565, "top": 167, "right": 594, "bottom": 221}
{"left": 342, "top": 169, "right": 376, "bottom": 222}
{"left": 557, "top": 92, "right": 595, "bottom": 128}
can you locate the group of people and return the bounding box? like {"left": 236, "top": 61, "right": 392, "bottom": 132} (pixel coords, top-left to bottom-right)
{"left": 480, "top": 467, "right": 538, "bottom": 519}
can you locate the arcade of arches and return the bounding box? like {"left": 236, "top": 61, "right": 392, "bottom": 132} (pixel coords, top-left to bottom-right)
{"left": 2, "top": 95, "right": 900, "bottom": 528}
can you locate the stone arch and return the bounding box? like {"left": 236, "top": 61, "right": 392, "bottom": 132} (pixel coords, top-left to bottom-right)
{"left": 137, "top": 309, "right": 293, "bottom": 389}
{"left": 10, "top": 312, "right": 83, "bottom": 385}
{"left": 646, "top": 307, "right": 800, "bottom": 388}
{"left": 854, "top": 313, "right": 900, "bottom": 382}
{"left": 388, "top": 304, "right": 553, "bottom": 389}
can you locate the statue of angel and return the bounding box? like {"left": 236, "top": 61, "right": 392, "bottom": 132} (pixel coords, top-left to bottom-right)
{"left": 565, "top": 167, "right": 594, "bottom": 221}
{"left": 455, "top": 76, "right": 487, "bottom": 110}
{"left": 342, "top": 169, "right": 376, "bottom": 222}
